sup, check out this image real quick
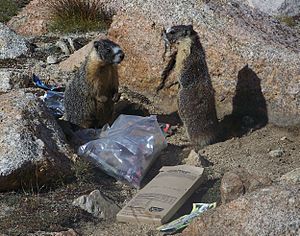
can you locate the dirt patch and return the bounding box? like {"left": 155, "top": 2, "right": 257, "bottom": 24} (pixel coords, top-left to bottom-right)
{"left": 202, "top": 124, "right": 300, "bottom": 181}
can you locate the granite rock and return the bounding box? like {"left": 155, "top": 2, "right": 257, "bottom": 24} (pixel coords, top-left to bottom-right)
{"left": 183, "top": 184, "right": 300, "bottom": 236}
{"left": 0, "top": 90, "right": 74, "bottom": 191}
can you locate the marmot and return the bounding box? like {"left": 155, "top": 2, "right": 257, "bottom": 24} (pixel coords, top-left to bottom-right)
{"left": 162, "top": 25, "right": 219, "bottom": 148}
{"left": 64, "top": 39, "right": 124, "bottom": 128}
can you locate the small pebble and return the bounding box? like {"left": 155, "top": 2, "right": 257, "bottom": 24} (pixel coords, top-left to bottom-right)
{"left": 47, "top": 55, "right": 59, "bottom": 64}
{"left": 269, "top": 149, "right": 284, "bottom": 158}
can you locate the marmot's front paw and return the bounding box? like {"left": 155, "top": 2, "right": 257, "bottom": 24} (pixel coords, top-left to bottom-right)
{"left": 112, "top": 92, "right": 121, "bottom": 102}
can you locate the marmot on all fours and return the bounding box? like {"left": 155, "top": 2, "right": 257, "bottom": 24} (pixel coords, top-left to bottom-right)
{"left": 162, "top": 25, "right": 219, "bottom": 149}
{"left": 64, "top": 39, "right": 124, "bottom": 128}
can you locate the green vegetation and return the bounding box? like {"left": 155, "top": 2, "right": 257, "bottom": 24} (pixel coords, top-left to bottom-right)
{"left": 0, "top": 0, "right": 19, "bottom": 23}
{"left": 72, "top": 158, "right": 95, "bottom": 184}
{"left": 277, "top": 15, "right": 298, "bottom": 27}
{"left": 48, "top": 0, "right": 114, "bottom": 33}
{"left": 0, "top": 0, "right": 31, "bottom": 23}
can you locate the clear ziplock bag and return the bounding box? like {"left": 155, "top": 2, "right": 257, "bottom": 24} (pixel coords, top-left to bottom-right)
{"left": 78, "top": 115, "right": 167, "bottom": 188}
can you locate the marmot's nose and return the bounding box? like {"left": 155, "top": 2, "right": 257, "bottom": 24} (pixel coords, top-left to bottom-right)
{"left": 119, "top": 52, "right": 125, "bottom": 61}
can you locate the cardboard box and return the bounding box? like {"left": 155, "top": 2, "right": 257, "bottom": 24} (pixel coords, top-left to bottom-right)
{"left": 117, "top": 165, "right": 204, "bottom": 224}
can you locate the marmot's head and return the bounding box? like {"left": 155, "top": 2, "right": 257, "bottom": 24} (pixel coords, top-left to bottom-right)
{"left": 163, "top": 25, "right": 195, "bottom": 44}
{"left": 93, "top": 39, "right": 124, "bottom": 64}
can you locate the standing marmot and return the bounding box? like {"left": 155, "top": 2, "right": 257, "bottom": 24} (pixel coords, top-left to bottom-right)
{"left": 64, "top": 39, "right": 124, "bottom": 128}
{"left": 162, "top": 25, "right": 219, "bottom": 148}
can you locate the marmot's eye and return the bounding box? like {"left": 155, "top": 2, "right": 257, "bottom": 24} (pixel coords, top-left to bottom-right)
{"left": 94, "top": 41, "right": 101, "bottom": 49}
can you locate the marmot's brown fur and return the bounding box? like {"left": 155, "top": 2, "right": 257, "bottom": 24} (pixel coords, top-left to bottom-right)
{"left": 64, "top": 39, "right": 124, "bottom": 128}
{"left": 163, "top": 25, "right": 219, "bottom": 148}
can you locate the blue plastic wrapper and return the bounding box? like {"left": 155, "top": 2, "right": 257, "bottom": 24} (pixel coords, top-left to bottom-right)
{"left": 77, "top": 115, "right": 168, "bottom": 188}
{"left": 33, "top": 74, "right": 64, "bottom": 92}
{"left": 41, "top": 91, "right": 65, "bottom": 118}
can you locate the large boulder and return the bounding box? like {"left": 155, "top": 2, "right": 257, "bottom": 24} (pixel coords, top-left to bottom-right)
{"left": 243, "top": 0, "right": 300, "bottom": 17}
{"left": 7, "top": 0, "right": 50, "bottom": 36}
{"left": 107, "top": 0, "right": 300, "bottom": 126}
{"left": 0, "top": 23, "right": 30, "bottom": 59}
{"left": 0, "top": 90, "right": 74, "bottom": 191}
{"left": 182, "top": 184, "right": 300, "bottom": 236}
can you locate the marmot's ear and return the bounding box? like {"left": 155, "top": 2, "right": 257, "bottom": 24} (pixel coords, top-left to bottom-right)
{"left": 184, "top": 25, "right": 194, "bottom": 36}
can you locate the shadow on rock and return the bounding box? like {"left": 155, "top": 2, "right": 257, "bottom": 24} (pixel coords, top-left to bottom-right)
{"left": 114, "top": 100, "right": 150, "bottom": 118}
{"left": 157, "top": 111, "right": 183, "bottom": 126}
{"left": 139, "top": 143, "right": 187, "bottom": 188}
{"left": 169, "top": 178, "right": 221, "bottom": 223}
{"left": 220, "top": 65, "right": 268, "bottom": 139}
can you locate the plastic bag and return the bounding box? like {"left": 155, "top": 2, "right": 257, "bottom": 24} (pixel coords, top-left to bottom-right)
{"left": 157, "top": 202, "right": 217, "bottom": 234}
{"left": 78, "top": 115, "right": 167, "bottom": 188}
{"left": 41, "top": 91, "right": 65, "bottom": 118}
